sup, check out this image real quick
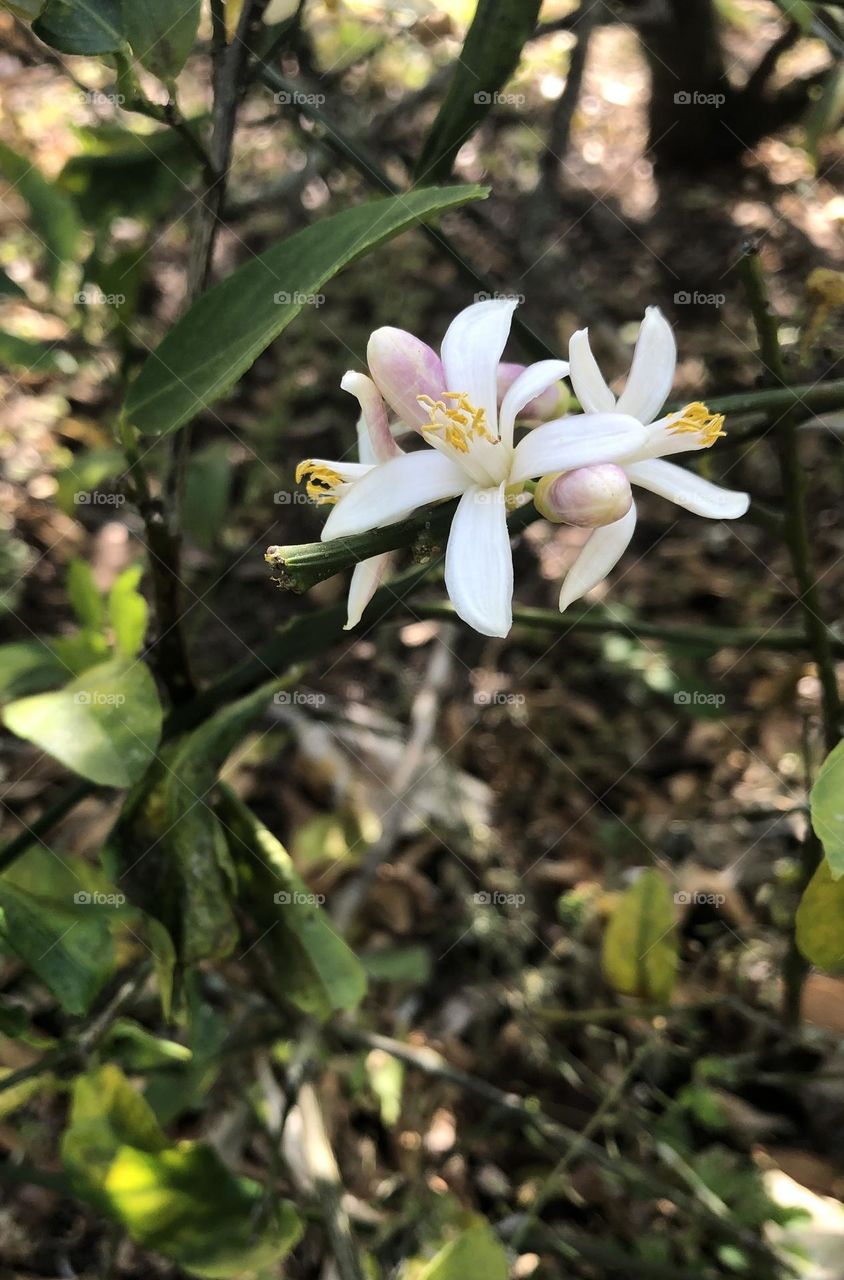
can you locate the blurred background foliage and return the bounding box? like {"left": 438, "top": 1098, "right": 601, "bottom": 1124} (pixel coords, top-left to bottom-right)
{"left": 1, "top": 1, "right": 844, "bottom": 1277}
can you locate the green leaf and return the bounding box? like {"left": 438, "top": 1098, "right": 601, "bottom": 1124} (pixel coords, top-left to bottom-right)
{"left": 2, "top": 657, "right": 163, "bottom": 788}
{"left": 55, "top": 446, "right": 126, "bottom": 516}
{"left": 414, "top": 0, "right": 541, "bottom": 182}
{"left": 63, "top": 1065, "right": 303, "bottom": 1278}
{"left": 124, "top": 184, "right": 488, "bottom": 438}
{"left": 414, "top": 1223, "right": 509, "bottom": 1280}
{"left": 61, "top": 123, "right": 201, "bottom": 227}
{"left": 67, "top": 558, "right": 105, "bottom": 632}
{"left": 182, "top": 443, "right": 232, "bottom": 550}
{"left": 110, "top": 681, "right": 285, "bottom": 964}
{"left": 103, "top": 1018, "right": 192, "bottom": 1070}
{"left": 0, "top": 639, "right": 67, "bottom": 698}
{"left": 0, "top": 331, "right": 75, "bottom": 373}
{"left": 796, "top": 860, "right": 844, "bottom": 972}
{"left": 602, "top": 869, "right": 678, "bottom": 1002}
{"left": 0, "top": 140, "right": 80, "bottom": 288}
{"left": 1, "top": 0, "right": 47, "bottom": 18}
{"left": 218, "top": 785, "right": 367, "bottom": 1018}
{"left": 50, "top": 628, "right": 110, "bottom": 675}
{"left": 33, "top": 0, "right": 127, "bottom": 55}
{"left": 0, "top": 1003, "right": 28, "bottom": 1036}
{"left": 122, "top": 0, "right": 200, "bottom": 82}
{"left": 811, "top": 738, "right": 844, "bottom": 877}
{"left": 108, "top": 565, "right": 148, "bottom": 658}
{"left": 0, "top": 880, "right": 115, "bottom": 1015}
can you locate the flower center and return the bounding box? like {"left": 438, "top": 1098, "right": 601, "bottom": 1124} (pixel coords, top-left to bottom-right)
{"left": 668, "top": 401, "right": 726, "bottom": 448}
{"left": 295, "top": 461, "right": 343, "bottom": 504}
{"left": 418, "top": 391, "right": 496, "bottom": 454}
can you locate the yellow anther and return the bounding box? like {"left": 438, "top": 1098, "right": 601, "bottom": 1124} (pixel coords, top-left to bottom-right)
{"left": 295, "top": 460, "right": 343, "bottom": 504}
{"left": 418, "top": 390, "right": 497, "bottom": 452}
{"left": 668, "top": 401, "right": 726, "bottom": 448}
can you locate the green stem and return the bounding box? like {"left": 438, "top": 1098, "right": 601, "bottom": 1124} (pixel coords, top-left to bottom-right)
{"left": 416, "top": 598, "right": 843, "bottom": 656}
{"left": 740, "top": 247, "right": 842, "bottom": 1027}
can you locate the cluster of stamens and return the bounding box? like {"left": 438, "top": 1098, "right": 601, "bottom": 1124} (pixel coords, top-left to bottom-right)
{"left": 668, "top": 401, "right": 726, "bottom": 448}
{"left": 418, "top": 391, "right": 496, "bottom": 455}
{"left": 295, "top": 460, "right": 343, "bottom": 504}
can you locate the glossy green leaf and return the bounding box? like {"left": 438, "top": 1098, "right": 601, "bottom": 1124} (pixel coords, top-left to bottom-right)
{"left": 123, "top": 184, "right": 488, "bottom": 437}
{"left": 0, "top": 879, "right": 114, "bottom": 1015}
{"left": 33, "top": 0, "right": 126, "bottom": 54}
{"left": 0, "top": 640, "right": 67, "bottom": 698}
{"left": 2, "top": 657, "right": 163, "bottom": 788}
{"left": 122, "top": 0, "right": 200, "bottom": 81}
{"left": 67, "top": 558, "right": 105, "bottom": 632}
{"left": 108, "top": 565, "right": 148, "bottom": 658}
{"left": 811, "top": 738, "right": 844, "bottom": 878}
{"left": 414, "top": 1223, "right": 509, "bottom": 1280}
{"left": 63, "top": 1065, "right": 302, "bottom": 1278}
{"left": 602, "top": 869, "right": 678, "bottom": 1002}
{"left": 796, "top": 860, "right": 844, "bottom": 972}
{"left": 415, "top": 0, "right": 541, "bottom": 182}
{"left": 218, "top": 785, "right": 367, "bottom": 1019}
{"left": 0, "top": 140, "right": 80, "bottom": 286}
{"left": 110, "top": 681, "right": 284, "bottom": 964}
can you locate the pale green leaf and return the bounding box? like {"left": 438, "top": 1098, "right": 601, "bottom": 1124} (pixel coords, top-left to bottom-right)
{"left": 414, "top": 1223, "right": 509, "bottom": 1280}
{"left": 67, "top": 558, "right": 105, "bottom": 632}
{"left": 602, "top": 869, "right": 678, "bottom": 1002}
{"left": 811, "top": 738, "right": 844, "bottom": 878}
{"left": 2, "top": 657, "right": 163, "bottom": 787}
{"left": 796, "top": 860, "right": 844, "bottom": 972}
{"left": 122, "top": 0, "right": 200, "bottom": 81}
{"left": 108, "top": 565, "right": 148, "bottom": 658}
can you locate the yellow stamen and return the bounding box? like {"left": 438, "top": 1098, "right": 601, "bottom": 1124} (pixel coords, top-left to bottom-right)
{"left": 668, "top": 401, "right": 726, "bottom": 448}
{"left": 296, "top": 460, "right": 343, "bottom": 504}
{"left": 417, "top": 390, "right": 497, "bottom": 454}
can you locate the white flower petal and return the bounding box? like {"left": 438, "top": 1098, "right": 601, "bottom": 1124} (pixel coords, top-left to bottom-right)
{"left": 441, "top": 299, "right": 517, "bottom": 433}
{"left": 321, "top": 449, "right": 467, "bottom": 541}
{"left": 615, "top": 306, "right": 676, "bottom": 425}
{"left": 445, "top": 485, "right": 513, "bottom": 637}
{"left": 302, "top": 458, "right": 374, "bottom": 481}
{"left": 498, "top": 359, "right": 570, "bottom": 449}
{"left": 509, "top": 413, "right": 647, "bottom": 485}
{"left": 341, "top": 372, "right": 399, "bottom": 463}
{"left": 344, "top": 552, "right": 393, "bottom": 629}
{"left": 624, "top": 411, "right": 712, "bottom": 462}
{"left": 558, "top": 502, "right": 638, "bottom": 611}
{"left": 568, "top": 328, "right": 616, "bottom": 414}
{"left": 625, "top": 459, "right": 749, "bottom": 519}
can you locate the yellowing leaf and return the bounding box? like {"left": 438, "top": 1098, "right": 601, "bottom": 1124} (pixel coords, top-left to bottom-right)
{"left": 602, "top": 869, "right": 678, "bottom": 1001}
{"left": 796, "top": 860, "right": 844, "bottom": 972}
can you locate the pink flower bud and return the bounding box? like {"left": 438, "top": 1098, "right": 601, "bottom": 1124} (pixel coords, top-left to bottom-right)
{"left": 367, "top": 327, "right": 445, "bottom": 430}
{"left": 534, "top": 464, "right": 632, "bottom": 527}
{"left": 497, "top": 362, "right": 563, "bottom": 420}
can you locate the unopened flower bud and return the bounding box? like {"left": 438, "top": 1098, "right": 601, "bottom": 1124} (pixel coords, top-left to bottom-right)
{"left": 534, "top": 464, "right": 632, "bottom": 527}
{"left": 367, "top": 327, "right": 444, "bottom": 430}
{"left": 497, "top": 362, "right": 564, "bottom": 420}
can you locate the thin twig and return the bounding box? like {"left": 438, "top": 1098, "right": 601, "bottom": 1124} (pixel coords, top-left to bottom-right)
{"left": 740, "top": 246, "right": 842, "bottom": 1026}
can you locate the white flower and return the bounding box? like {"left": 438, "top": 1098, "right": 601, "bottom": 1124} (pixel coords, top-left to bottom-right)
{"left": 296, "top": 300, "right": 649, "bottom": 637}
{"left": 554, "top": 306, "right": 750, "bottom": 611}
